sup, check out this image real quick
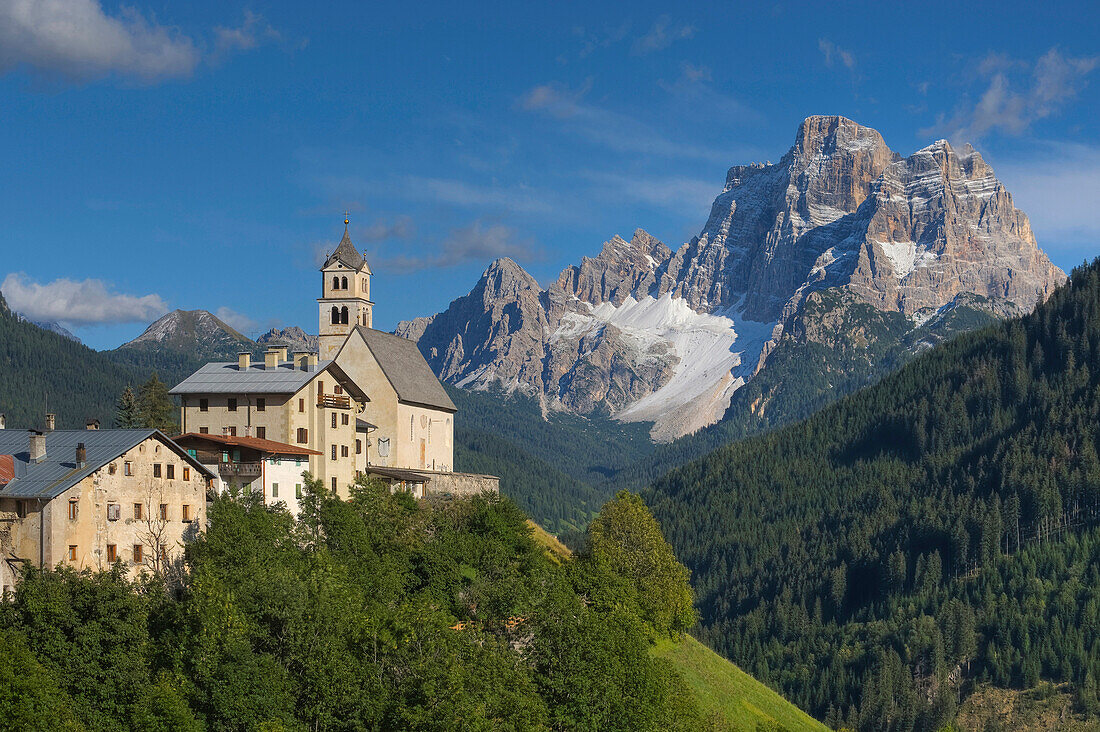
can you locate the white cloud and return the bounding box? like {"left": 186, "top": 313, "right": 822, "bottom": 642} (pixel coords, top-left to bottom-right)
{"left": 215, "top": 306, "right": 259, "bottom": 334}
{"left": 1, "top": 273, "right": 168, "bottom": 325}
{"left": 583, "top": 171, "right": 716, "bottom": 216}
{"left": 924, "top": 48, "right": 1099, "bottom": 143}
{"left": 369, "top": 221, "right": 541, "bottom": 273}
{"left": 632, "top": 16, "right": 695, "bottom": 55}
{"left": 818, "top": 38, "right": 856, "bottom": 71}
{"left": 0, "top": 0, "right": 199, "bottom": 82}
{"left": 995, "top": 142, "right": 1100, "bottom": 252}
{"left": 359, "top": 216, "right": 416, "bottom": 242}
{"left": 212, "top": 10, "right": 280, "bottom": 59}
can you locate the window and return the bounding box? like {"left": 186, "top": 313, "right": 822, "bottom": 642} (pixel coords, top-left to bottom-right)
{"left": 298, "top": 398, "right": 305, "bottom": 412}
{"left": 133, "top": 545, "right": 143, "bottom": 563}
{"left": 182, "top": 504, "right": 192, "bottom": 522}
{"left": 183, "top": 467, "right": 190, "bottom": 481}
{"left": 340, "top": 306, "right": 349, "bottom": 325}
{"left": 68, "top": 500, "right": 78, "bottom": 520}
{"left": 227, "top": 426, "right": 237, "bottom": 437}
{"left": 331, "top": 445, "right": 337, "bottom": 461}
{"left": 134, "top": 503, "right": 143, "bottom": 520}
{"left": 199, "top": 398, "right": 209, "bottom": 412}
{"left": 256, "top": 398, "right": 265, "bottom": 412}
{"left": 318, "top": 381, "right": 325, "bottom": 394}
{"left": 272, "top": 483, "right": 279, "bottom": 498}
{"left": 334, "top": 384, "right": 343, "bottom": 395}
{"left": 332, "top": 276, "right": 340, "bottom": 290}
{"left": 159, "top": 544, "right": 168, "bottom": 562}
{"left": 108, "top": 463, "right": 116, "bottom": 475}
{"left": 295, "top": 484, "right": 302, "bottom": 499}
{"left": 15, "top": 501, "right": 26, "bottom": 519}
{"left": 331, "top": 413, "right": 337, "bottom": 429}
{"left": 341, "top": 413, "right": 349, "bottom": 425}
{"left": 124, "top": 461, "right": 133, "bottom": 476}
{"left": 106, "top": 544, "right": 117, "bottom": 563}
{"left": 297, "top": 428, "right": 308, "bottom": 444}
{"left": 107, "top": 503, "right": 120, "bottom": 521}
{"left": 167, "top": 464, "right": 175, "bottom": 479}
{"left": 199, "top": 427, "right": 209, "bottom": 434}
{"left": 331, "top": 477, "right": 337, "bottom": 493}
{"left": 255, "top": 426, "right": 266, "bottom": 439}
{"left": 355, "top": 439, "right": 362, "bottom": 455}
{"left": 331, "top": 306, "right": 339, "bottom": 324}
{"left": 341, "top": 276, "right": 347, "bottom": 289}
{"left": 228, "top": 398, "right": 238, "bottom": 412}
{"left": 153, "top": 464, "right": 162, "bottom": 478}
{"left": 341, "top": 445, "right": 349, "bottom": 458}
{"left": 159, "top": 504, "right": 168, "bottom": 521}
{"left": 68, "top": 545, "right": 77, "bottom": 561}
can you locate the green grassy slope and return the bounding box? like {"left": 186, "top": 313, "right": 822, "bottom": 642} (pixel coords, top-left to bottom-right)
{"left": 653, "top": 635, "right": 830, "bottom": 732}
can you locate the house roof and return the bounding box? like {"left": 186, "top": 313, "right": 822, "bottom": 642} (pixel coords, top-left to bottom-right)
{"left": 365, "top": 466, "right": 432, "bottom": 483}
{"left": 173, "top": 432, "right": 321, "bottom": 456}
{"left": 169, "top": 360, "right": 331, "bottom": 395}
{"left": 0, "top": 429, "right": 215, "bottom": 500}
{"left": 0, "top": 454, "right": 13, "bottom": 487}
{"left": 354, "top": 327, "right": 456, "bottom": 412}
{"left": 322, "top": 224, "right": 370, "bottom": 273}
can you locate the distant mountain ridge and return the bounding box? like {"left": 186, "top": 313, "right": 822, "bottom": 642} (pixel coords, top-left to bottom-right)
{"left": 399, "top": 115, "right": 1064, "bottom": 441}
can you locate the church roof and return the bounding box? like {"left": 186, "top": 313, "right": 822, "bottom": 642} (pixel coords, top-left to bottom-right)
{"left": 355, "top": 327, "right": 457, "bottom": 413}
{"left": 323, "top": 224, "right": 369, "bottom": 272}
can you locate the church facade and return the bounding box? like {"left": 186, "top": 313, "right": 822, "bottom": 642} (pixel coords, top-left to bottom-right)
{"left": 170, "top": 221, "right": 496, "bottom": 508}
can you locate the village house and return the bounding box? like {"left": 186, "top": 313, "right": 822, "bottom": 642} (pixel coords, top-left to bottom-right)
{"left": 173, "top": 432, "right": 321, "bottom": 516}
{"left": 169, "top": 220, "right": 498, "bottom": 510}
{"left": 0, "top": 421, "right": 215, "bottom": 593}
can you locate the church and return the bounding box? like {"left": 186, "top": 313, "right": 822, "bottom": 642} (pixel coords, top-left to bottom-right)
{"left": 169, "top": 220, "right": 497, "bottom": 507}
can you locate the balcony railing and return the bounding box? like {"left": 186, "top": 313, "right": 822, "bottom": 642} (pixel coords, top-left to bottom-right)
{"left": 218, "top": 462, "right": 262, "bottom": 477}
{"left": 317, "top": 394, "right": 351, "bottom": 409}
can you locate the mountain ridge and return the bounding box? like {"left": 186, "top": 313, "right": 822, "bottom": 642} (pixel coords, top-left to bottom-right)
{"left": 399, "top": 115, "right": 1064, "bottom": 441}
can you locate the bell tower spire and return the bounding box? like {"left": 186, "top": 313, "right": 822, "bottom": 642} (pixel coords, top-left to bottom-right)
{"left": 317, "top": 216, "right": 374, "bottom": 359}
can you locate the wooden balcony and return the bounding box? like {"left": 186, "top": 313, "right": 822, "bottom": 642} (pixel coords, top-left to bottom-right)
{"left": 317, "top": 394, "right": 351, "bottom": 409}
{"left": 218, "top": 462, "right": 262, "bottom": 477}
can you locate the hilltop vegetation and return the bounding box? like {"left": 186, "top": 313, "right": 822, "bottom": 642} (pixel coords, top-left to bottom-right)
{"left": 647, "top": 258, "right": 1100, "bottom": 729}
{"left": 0, "top": 479, "right": 720, "bottom": 731}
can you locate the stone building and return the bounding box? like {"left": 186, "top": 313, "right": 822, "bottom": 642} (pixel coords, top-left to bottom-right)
{"left": 0, "top": 424, "right": 215, "bottom": 592}
{"left": 170, "top": 220, "right": 497, "bottom": 509}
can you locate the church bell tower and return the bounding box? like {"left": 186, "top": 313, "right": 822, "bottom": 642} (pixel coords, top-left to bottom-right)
{"left": 318, "top": 217, "right": 373, "bottom": 360}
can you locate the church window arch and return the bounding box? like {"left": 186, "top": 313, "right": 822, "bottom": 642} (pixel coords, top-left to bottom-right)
{"left": 332, "top": 276, "right": 340, "bottom": 290}
{"left": 330, "top": 306, "right": 340, "bottom": 324}
{"left": 341, "top": 276, "right": 348, "bottom": 289}
{"left": 340, "top": 306, "right": 349, "bottom": 324}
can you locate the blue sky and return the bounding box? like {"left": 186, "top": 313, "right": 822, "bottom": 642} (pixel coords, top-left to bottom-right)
{"left": 1, "top": 0, "right": 1098, "bottom": 349}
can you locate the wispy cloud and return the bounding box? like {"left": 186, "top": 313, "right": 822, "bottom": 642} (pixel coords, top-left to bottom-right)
{"left": 215, "top": 306, "right": 258, "bottom": 334}
{"left": 519, "top": 80, "right": 730, "bottom": 160}
{"left": 369, "top": 221, "right": 541, "bottom": 273}
{"left": 358, "top": 216, "right": 416, "bottom": 242}
{"left": 0, "top": 0, "right": 281, "bottom": 84}
{"left": 996, "top": 141, "right": 1100, "bottom": 252}
{"left": 632, "top": 16, "right": 695, "bottom": 55}
{"left": 923, "top": 48, "right": 1099, "bottom": 143}
{"left": 583, "top": 171, "right": 717, "bottom": 216}
{"left": 0, "top": 273, "right": 168, "bottom": 325}
{"left": 818, "top": 38, "right": 856, "bottom": 72}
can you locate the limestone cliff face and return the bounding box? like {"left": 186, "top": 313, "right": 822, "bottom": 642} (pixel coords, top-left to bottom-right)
{"left": 398, "top": 116, "right": 1066, "bottom": 441}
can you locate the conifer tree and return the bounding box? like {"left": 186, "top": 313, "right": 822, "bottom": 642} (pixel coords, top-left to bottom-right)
{"left": 114, "top": 386, "right": 140, "bottom": 428}
{"left": 137, "top": 372, "right": 176, "bottom": 431}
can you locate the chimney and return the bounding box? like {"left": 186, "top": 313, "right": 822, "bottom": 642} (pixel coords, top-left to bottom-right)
{"left": 76, "top": 442, "right": 87, "bottom": 469}
{"left": 238, "top": 352, "right": 251, "bottom": 370}
{"left": 29, "top": 430, "right": 46, "bottom": 463}
{"left": 85, "top": 418, "right": 100, "bottom": 430}
{"left": 306, "top": 353, "right": 319, "bottom": 371}
{"left": 45, "top": 413, "right": 55, "bottom": 432}
{"left": 294, "top": 351, "right": 311, "bottom": 371}
{"left": 273, "top": 346, "right": 289, "bottom": 363}
{"left": 264, "top": 349, "right": 279, "bottom": 370}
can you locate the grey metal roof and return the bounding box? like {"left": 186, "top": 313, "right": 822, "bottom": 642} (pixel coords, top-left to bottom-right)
{"left": 356, "top": 327, "right": 456, "bottom": 412}
{"left": 323, "top": 225, "right": 369, "bottom": 272}
{"left": 169, "top": 360, "right": 331, "bottom": 395}
{"left": 0, "top": 429, "right": 215, "bottom": 500}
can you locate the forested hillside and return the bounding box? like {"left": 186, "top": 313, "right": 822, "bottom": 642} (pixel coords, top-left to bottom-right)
{"left": 0, "top": 479, "right": 808, "bottom": 731}
{"left": 647, "top": 258, "right": 1100, "bottom": 729}
{"left": 0, "top": 291, "right": 137, "bottom": 428}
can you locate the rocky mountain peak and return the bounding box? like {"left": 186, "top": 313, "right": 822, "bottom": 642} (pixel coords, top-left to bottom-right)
{"left": 478, "top": 258, "right": 541, "bottom": 302}
{"left": 256, "top": 326, "right": 318, "bottom": 354}
{"left": 554, "top": 229, "right": 673, "bottom": 308}
{"left": 123, "top": 309, "right": 252, "bottom": 355}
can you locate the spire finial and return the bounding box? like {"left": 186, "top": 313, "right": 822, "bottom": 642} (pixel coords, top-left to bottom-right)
{"left": 343, "top": 210, "right": 349, "bottom": 227}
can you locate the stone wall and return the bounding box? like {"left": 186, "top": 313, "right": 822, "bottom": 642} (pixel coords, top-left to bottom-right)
{"left": 422, "top": 471, "right": 499, "bottom": 497}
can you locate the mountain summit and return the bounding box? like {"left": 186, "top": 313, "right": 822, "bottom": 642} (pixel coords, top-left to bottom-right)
{"left": 399, "top": 116, "right": 1065, "bottom": 440}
